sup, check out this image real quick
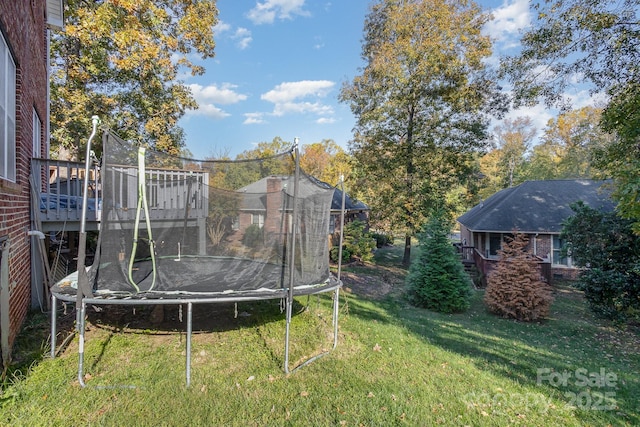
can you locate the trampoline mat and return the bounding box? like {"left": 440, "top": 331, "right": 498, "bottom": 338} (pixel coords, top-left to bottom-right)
{"left": 52, "top": 256, "right": 339, "bottom": 300}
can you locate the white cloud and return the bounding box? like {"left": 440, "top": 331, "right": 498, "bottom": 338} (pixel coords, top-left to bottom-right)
{"left": 501, "top": 103, "right": 553, "bottom": 135}
{"left": 262, "top": 80, "right": 334, "bottom": 103}
{"left": 189, "top": 83, "right": 247, "bottom": 105}
{"left": 244, "top": 112, "right": 266, "bottom": 125}
{"left": 247, "top": 0, "right": 310, "bottom": 25}
{"left": 261, "top": 80, "right": 336, "bottom": 120}
{"left": 213, "top": 20, "right": 232, "bottom": 35}
{"left": 232, "top": 27, "right": 253, "bottom": 50}
{"left": 483, "top": 0, "right": 530, "bottom": 48}
{"left": 187, "top": 83, "right": 247, "bottom": 119}
{"left": 272, "top": 101, "right": 334, "bottom": 117}
{"left": 316, "top": 117, "right": 335, "bottom": 124}
{"left": 214, "top": 21, "right": 253, "bottom": 49}
{"left": 190, "top": 104, "right": 231, "bottom": 119}
{"left": 566, "top": 89, "right": 609, "bottom": 109}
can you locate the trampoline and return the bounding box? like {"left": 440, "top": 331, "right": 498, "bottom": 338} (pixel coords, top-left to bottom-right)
{"left": 50, "top": 117, "right": 345, "bottom": 386}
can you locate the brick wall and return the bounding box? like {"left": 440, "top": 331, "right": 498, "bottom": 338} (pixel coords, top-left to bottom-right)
{"left": 0, "top": 1, "right": 48, "bottom": 354}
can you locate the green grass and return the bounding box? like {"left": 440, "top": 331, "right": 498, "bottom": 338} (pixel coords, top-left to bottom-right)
{"left": 1, "top": 244, "right": 638, "bottom": 426}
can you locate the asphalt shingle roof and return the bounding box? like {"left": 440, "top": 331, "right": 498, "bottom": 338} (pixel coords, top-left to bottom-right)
{"left": 238, "top": 175, "right": 368, "bottom": 212}
{"left": 457, "top": 179, "right": 616, "bottom": 233}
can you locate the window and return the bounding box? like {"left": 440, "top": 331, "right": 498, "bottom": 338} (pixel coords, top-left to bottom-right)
{"left": 0, "top": 31, "right": 16, "bottom": 181}
{"left": 488, "top": 233, "right": 502, "bottom": 257}
{"left": 552, "top": 235, "right": 569, "bottom": 266}
{"left": 231, "top": 216, "right": 239, "bottom": 231}
{"left": 251, "top": 213, "right": 264, "bottom": 228}
{"left": 33, "top": 108, "right": 42, "bottom": 158}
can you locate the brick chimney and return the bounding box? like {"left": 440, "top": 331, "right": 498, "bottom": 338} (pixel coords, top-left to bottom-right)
{"left": 265, "top": 177, "right": 283, "bottom": 233}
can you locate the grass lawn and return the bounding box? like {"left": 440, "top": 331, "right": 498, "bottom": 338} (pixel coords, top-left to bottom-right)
{"left": 1, "top": 243, "right": 638, "bottom": 426}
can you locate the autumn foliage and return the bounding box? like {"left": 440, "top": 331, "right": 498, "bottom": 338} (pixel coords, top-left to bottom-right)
{"left": 484, "top": 232, "right": 553, "bottom": 321}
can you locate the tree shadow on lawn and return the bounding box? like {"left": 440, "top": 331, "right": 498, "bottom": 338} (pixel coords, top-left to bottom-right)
{"left": 345, "top": 285, "right": 639, "bottom": 425}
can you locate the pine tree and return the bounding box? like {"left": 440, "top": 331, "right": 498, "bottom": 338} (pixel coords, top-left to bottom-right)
{"left": 407, "top": 213, "right": 472, "bottom": 313}
{"left": 484, "top": 231, "right": 553, "bottom": 321}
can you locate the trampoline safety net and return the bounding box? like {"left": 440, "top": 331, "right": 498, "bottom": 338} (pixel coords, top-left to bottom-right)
{"left": 53, "top": 130, "right": 338, "bottom": 300}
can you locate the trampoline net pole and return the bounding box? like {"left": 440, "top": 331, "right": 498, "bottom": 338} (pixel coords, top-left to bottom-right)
{"left": 50, "top": 294, "right": 57, "bottom": 359}
{"left": 77, "top": 301, "right": 87, "bottom": 387}
{"left": 332, "top": 288, "right": 340, "bottom": 349}
{"left": 284, "top": 139, "right": 301, "bottom": 374}
{"left": 186, "top": 302, "right": 192, "bottom": 387}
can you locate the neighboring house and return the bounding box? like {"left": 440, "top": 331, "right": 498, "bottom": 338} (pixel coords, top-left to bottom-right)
{"left": 0, "top": 1, "right": 62, "bottom": 367}
{"left": 457, "top": 179, "right": 615, "bottom": 284}
{"left": 234, "top": 175, "right": 369, "bottom": 245}
{"left": 329, "top": 187, "right": 370, "bottom": 235}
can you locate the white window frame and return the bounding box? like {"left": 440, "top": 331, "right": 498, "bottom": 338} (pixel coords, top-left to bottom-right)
{"left": 33, "top": 108, "right": 42, "bottom": 158}
{"left": 231, "top": 216, "right": 240, "bottom": 231}
{"left": 251, "top": 213, "right": 264, "bottom": 228}
{"left": 0, "top": 31, "right": 16, "bottom": 182}
{"left": 552, "top": 235, "right": 571, "bottom": 267}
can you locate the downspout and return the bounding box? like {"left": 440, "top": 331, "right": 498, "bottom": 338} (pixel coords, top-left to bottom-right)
{"left": 1, "top": 237, "right": 10, "bottom": 378}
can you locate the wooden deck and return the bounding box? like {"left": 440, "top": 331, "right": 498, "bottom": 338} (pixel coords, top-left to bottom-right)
{"left": 458, "top": 245, "right": 552, "bottom": 287}
{"left": 31, "top": 158, "right": 209, "bottom": 233}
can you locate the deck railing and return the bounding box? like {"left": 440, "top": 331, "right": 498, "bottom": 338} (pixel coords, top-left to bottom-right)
{"left": 31, "top": 158, "right": 209, "bottom": 231}
{"left": 457, "top": 245, "right": 552, "bottom": 286}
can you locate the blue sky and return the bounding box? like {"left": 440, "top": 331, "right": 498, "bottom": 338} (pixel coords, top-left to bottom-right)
{"left": 178, "top": 0, "right": 601, "bottom": 159}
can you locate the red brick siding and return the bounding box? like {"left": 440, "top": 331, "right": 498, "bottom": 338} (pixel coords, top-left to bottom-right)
{"left": 533, "top": 234, "right": 552, "bottom": 260}
{"left": 0, "top": 1, "right": 48, "bottom": 351}
{"left": 265, "top": 177, "right": 283, "bottom": 234}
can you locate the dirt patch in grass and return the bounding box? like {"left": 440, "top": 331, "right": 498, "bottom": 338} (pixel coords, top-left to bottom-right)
{"left": 339, "top": 262, "right": 406, "bottom": 300}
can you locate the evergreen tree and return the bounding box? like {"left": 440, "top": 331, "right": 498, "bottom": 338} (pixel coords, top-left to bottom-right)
{"left": 484, "top": 231, "right": 553, "bottom": 322}
{"left": 407, "top": 213, "right": 471, "bottom": 313}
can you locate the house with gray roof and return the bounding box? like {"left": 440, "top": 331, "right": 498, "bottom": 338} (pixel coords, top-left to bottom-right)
{"left": 457, "top": 179, "right": 615, "bottom": 282}
{"left": 234, "top": 175, "right": 368, "bottom": 245}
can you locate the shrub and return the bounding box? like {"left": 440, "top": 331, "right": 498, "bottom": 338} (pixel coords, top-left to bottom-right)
{"left": 484, "top": 231, "right": 553, "bottom": 322}
{"left": 334, "top": 220, "right": 376, "bottom": 263}
{"left": 406, "top": 213, "right": 471, "bottom": 313}
{"left": 574, "top": 267, "right": 640, "bottom": 322}
{"left": 561, "top": 201, "right": 640, "bottom": 322}
{"left": 330, "top": 246, "right": 352, "bottom": 263}
{"left": 370, "top": 232, "right": 393, "bottom": 248}
{"left": 242, "top": 224, "right": 263, "bottom": 247}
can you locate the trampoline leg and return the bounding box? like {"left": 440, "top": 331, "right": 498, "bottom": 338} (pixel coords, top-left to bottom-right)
{"left": 332, "top": 288, "right": 340, "bottom": 350}
{"left": 50, "top": 294, "right": 57, "bottom": 359}
{"left": 284, "top": 295, "right": 293, "bottom": 374}
{"left": 77, "top": 301, "right": 87, "bottom": 387}
{"left": 186, "top": 302, "right": 192, "bottom": 387}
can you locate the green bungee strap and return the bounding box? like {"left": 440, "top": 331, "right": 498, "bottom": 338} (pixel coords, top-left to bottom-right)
{"left": 127, "top": 146, "right": 157, "bottom": 292}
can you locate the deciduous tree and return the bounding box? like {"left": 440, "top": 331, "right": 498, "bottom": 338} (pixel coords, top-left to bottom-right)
{"left": 524, "top": 106, "right": 610, "bottom": 180}
{"left": 50, "top": 0, "right": 217, "bottom": 157}
{"left": 479, "top": 117, "right": 535, "bottom": 198}
{"left": 340, "top": 0, "right": 505, "bottom": 265}
{"left": 300, "top": 140, "right": 353, "bottom": 186}
{"left": 500, "top": 0, "right": 640, "bottom": 230}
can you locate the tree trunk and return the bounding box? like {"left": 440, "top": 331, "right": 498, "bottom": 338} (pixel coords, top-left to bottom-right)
{"left": 403, "top": 233, "right": 412, "bottom": 266}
